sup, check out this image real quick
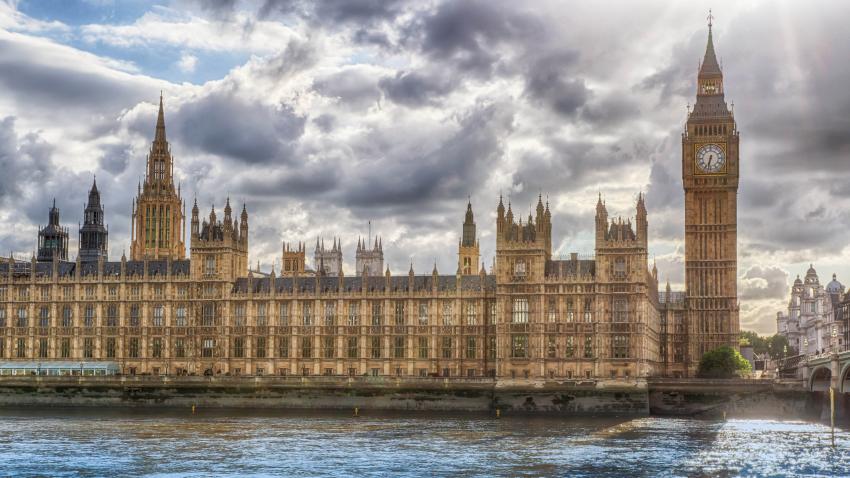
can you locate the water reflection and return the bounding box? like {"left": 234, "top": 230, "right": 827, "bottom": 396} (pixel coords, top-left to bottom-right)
{"left": 0, "top": 409, "right": 845, "bottom": 477}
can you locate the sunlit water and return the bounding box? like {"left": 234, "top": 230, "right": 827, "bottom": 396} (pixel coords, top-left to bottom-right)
{"left": 0, "top": 409, "right": 846, "bottom": 477}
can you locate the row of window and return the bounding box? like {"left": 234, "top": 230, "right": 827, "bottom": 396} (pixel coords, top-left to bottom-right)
{"left": 509, "top": 334, "right": 630, "bottom": 359}
{"left": 0, "top": 285, "right": 189, "bottom": 301}
{"left": 0, "top": 336, "right": 494, "bottom": 361}
{"left": 0, "top": 334, "right": 634, "bottom": 361}
{"left": 0, "top": 296, "right": 638, "bottom": 328}
{"left": 0, "top": 305, "right": 186, "bottom": 328}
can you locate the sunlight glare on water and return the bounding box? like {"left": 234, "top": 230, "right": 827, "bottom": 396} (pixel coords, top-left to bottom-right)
{"left": 0, "top": 410, "right": 846, "bottom": 477}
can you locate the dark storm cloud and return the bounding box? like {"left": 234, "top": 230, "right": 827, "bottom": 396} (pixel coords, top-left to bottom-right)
{"left": 343, "top": 101, "right": 514, "bottom": 210}
{"left": 98, "top": 143, "right": 132, "bottom": 176}
{"left": 313, "top": 67, "right": 381, "bottom": 108}
{"left": 0, "top": 37, "right": 152, "bottom": 117}
{"left": 312, "top": 114, "right": 335, "bottom": 133}
{"left": 511, "top": 136, "right": 650, "bottom": 198}
{"left": 580, "top": 95, "right": 641, "bottom": 128}
{"left": 524, "top": 51, "right": 591, "bottom": 118}
{"left": 250, "top": 38, "right": 319, "bottom": 81}
{"left": 638, "top": 32, "right": 704, "bottom": 104}
{"left": 378, "top": 70, "right": 458, "bottom": 108}
{"left": 171, "top": 93, "right": 306, "bottom": 164}
{"left": 0, "top": 117, "right": 53, "bottom": 202}
{"left": 234, "top": 164, "right": 340, "bottom": 199}
{"left": 311, "top": 0, "right": 405, "bottom": 25}
{"left": 416, "top": 0, "right": 544, "bottom": 77}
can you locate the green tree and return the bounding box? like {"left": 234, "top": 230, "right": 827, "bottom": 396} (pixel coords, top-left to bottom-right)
{"left": 739, "top": 331, "right": 768, "bottom": 355}
{"left": 767, "top": 334, "right": 795, "bottom": 359}
{"left": 697, "top": 345, "right": 752, "bottom": 378}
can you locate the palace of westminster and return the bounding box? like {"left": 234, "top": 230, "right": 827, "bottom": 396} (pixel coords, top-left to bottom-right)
{"left": 0, "top": 23, "right": 740, "bottom": 379}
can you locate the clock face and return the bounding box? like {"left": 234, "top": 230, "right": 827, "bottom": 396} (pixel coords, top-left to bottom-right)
{"left": 696, "top": 143, "right": 726, "bottom": 173}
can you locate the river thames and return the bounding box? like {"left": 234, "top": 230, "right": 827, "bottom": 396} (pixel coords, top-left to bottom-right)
{"left": 0, "top": 409, "right": 846, "bottom": 477}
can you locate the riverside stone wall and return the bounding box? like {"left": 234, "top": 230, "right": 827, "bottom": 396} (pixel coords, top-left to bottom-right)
{"left": 0, "top": 376, "right": 837, "bottom": 420}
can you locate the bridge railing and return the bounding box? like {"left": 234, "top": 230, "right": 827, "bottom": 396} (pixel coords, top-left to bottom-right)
{"left": 777, "top": 354, "right": 805, "bottom": 378}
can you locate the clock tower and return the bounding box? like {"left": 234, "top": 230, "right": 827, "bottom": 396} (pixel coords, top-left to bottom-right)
{"left": 682, "top": 16, "right": 740, "bottom": 374}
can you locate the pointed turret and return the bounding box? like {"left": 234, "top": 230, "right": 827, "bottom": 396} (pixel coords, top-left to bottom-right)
{"left": 240, "top": 203, "right": 248, "bottom": 243}
{"left": 636, "top": 192, "right": 647, "bottom": 245}
{"left": 699, "top": 16, "right": 722, "bottom": 80}
{"left": 38, "top": 199, "right": 69, "bottom": 262}
{"left": 461, "top": 199, "right": 476, "bottom": 247}
{"left": 154, "top": 92, "right": 167, "bottom": 144}
{"left": 79, "top": 176, "right": 109, "bottom": 262}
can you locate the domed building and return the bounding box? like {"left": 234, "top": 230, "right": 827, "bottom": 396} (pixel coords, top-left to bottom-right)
{"left": 777, "top": 265, "right": 845, "bottom": 356}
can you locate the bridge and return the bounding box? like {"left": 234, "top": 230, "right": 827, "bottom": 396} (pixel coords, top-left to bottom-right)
{"left": 784, "top": 348, "right": 850, "bottom": 393}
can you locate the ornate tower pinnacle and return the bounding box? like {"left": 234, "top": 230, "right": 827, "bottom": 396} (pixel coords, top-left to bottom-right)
{"left": 79, "top": 176, "right": 109, "bottom": 261}
{"left": 131, "top": 94, "right": 186, "bottom": 260}
{"left": 458, "top": 199, "right": 479, "bottom": 275}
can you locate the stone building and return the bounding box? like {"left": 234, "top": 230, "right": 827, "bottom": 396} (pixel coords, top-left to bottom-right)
{"left": 776, "top": 266, "right": 845, "bottom": 356}
{"left": 0, "top": 21, "right": 739, "bottom": 379}
{"left": 314, "top": 238, "right": 342, "bottom": 276}
{"left": 355, "top": 234, "right": 383, "bottom": 277}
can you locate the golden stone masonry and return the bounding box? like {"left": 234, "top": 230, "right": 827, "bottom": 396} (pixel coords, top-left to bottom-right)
{"left": 0, "top": 23, "right": 737, "bottom": 379}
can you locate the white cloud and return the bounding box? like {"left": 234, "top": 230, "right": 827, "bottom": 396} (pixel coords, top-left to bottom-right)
{"left": 177, "top": 52, "right": 198, "bottom": 73}
{"left": 80, "top": 9, "right": 302, "bottom": 53}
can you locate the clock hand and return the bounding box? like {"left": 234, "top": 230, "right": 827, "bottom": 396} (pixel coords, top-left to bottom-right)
{"left": 707, "top": 155, "right": 713, "bottom": 170}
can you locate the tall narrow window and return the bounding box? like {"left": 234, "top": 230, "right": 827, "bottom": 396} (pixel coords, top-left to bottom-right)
{"left": 302, "top": 302, "right": 313, "bottom": 326}
{"left": 84, "top": 305, "right": 95, "bottom": 327}
{"left": 279, "top": 302, "right": 290, "bottom": 326}
{"left": 371, "top": 301, "right": 382, "bottom": 326}
{"left": 347, "top": 337, "right": 358, "bottom": 358}
{"left": 324, "top": 302, "right": 335, "bottom": 326}
{"left": 393, "top": 336, "right": 405, "bottom": 358}
{"left": 347, "top": 302, "right": 359, "bottom": 326}
{"left": 465, "top": 302, "right": 477, "bottom": 326}
{"left": 418, "top": 302, "right": 429, "bottom": 325}
{"left": 394, "top": 301, "right": 405, "bottom": 326}
{"left": 512, "top": 299, "right": 529, "bottom": 324}
{"left": 442, "top": 302, "right": 453, "bottom": 326}
{"left": 511, "top": 335, "right": 528, "bottom": 358}
{"left": 418, "top": 337, "right": 429, "bottom": 359}
{"left": 152, "top": 305, "right": 164, "bottom": 327}
{"left": 278, "top": 337, "right": 290, "bottom": 358}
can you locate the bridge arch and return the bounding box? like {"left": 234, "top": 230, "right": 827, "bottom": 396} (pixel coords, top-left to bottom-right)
{"left": 840, "top": 363, "right": 850, "bottom": 394}
{"left": 810, "top": 365, "right": 832, "bottom": 392}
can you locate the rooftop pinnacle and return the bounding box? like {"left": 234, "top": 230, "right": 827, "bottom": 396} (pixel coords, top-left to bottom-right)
{"left": 154, "top": 92, "right": 167, "bottom": 144}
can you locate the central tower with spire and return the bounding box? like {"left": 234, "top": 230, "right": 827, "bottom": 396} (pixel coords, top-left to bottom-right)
{"left": 682, "top": 14, "right": 740, "bottom": 373}
{"left": 130, "top": 95, "right": 186, "bottom": 260}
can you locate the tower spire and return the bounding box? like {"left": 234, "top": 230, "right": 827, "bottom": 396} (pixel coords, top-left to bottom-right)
{"left": 699, "top": 10, "right": 722, "bottom": 79}
{"left": 155, "top": 92, "right": 167, "bottom": 144}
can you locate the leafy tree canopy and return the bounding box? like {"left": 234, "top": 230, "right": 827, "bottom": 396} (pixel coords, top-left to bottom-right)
{"left": 698, "top": 345, "right": 752, "bottom": 378}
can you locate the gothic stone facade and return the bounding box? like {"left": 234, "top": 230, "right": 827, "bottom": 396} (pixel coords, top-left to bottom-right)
{"left": 0, "top": 195, "right": 661, "bottom": 379}
{"left": 0, "top": 23, "right": 737, "bottom": 379}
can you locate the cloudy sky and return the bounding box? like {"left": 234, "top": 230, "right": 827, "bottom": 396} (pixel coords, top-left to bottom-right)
{"left": 1, "top": 0, "right": 849, "bottom": 334}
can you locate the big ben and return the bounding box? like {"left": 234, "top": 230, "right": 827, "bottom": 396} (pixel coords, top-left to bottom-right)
{"left": 683, "top": 15, "right": 740, "bottom": 373}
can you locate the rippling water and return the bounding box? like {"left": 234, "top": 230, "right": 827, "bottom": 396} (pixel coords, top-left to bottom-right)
{"left": 0, "top": 408, "right": 846, "bottom": 477}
